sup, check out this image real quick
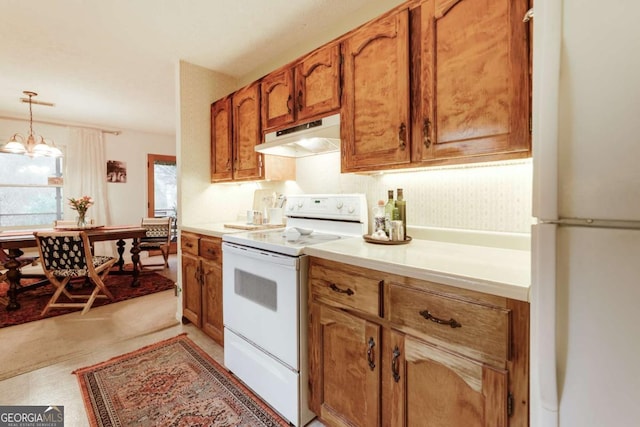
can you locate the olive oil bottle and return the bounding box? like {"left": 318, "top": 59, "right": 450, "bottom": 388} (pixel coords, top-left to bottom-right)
{"left": 396, "top": 188, "right": 406, "bottom": 239}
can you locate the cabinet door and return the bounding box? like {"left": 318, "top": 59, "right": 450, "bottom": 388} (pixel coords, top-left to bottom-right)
{"left": 309, "top": 303, "right": 380, "bottom": 427}
{"left": 261, "top": 68, "right": 295, "bottom": 131}
{"left": 295, "top": 44, "right": 342, "bottom": 122}
{"left": 201, "top": 257, "right": 223, "bottom": 346}
{"left": 210, "top": 96, "right": 233, "bottom": 182}
{"left": 232, "top": 83, "right": 264, "bottom": 181}
{"left": 415, "top": 0, "right": 530, "bottom": 163}
{"left": 342, "top": 9, "right": 410, "bottom": 172}
{"left": 181, "top": 252, "right": 201, "bottom": 327}
{"left": 389, "top": 334, "right": 509, "bottom": 427}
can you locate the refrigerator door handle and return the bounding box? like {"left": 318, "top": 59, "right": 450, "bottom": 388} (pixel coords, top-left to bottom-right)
{"left": 531, "top": 224, "right": 559, "bottom": 427}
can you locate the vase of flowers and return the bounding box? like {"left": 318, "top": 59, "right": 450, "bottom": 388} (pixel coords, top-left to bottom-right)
{"left": 69, "top": 196, "right": 94, "bottom": 228}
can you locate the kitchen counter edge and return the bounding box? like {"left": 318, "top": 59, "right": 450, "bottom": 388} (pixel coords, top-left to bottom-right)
{"left": 180, "top": 223, "right": 246, "bottom": 239}
{"left": 303, "top": 237, "right": 531, "bottom": 302}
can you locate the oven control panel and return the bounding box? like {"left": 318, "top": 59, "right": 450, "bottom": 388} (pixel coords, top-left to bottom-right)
{"left": 286, "top": 194, "right": 367, "bottom": 222}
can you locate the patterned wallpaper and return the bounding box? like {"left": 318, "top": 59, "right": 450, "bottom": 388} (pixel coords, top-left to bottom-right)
{"left": 294, "top": 153, "right": 533, "bottom": 233}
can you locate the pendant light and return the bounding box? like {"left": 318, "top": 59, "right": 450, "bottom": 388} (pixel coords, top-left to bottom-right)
{"left": 1, "top": 91, "right": 63, "bottom": 157}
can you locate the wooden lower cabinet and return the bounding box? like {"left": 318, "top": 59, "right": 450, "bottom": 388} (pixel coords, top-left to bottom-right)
{"left": 181, "top": 251, "right": 201, "bottom": 326}
{"left": 309, "top": 303, "right": 381, "bottom": 426}
{"left": 385, "top": 331, "right": 509, "bottom": 427}
{"left": 180, "top": 232, "right": 224, "bottom": 346}
{"left": 308, "top": 257, "right": 529, "bottom": 427}
{"left": 200, "top": 257, "right": 223, "bottom": 342}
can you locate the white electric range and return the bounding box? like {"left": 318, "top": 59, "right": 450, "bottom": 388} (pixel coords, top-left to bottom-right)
{"left": 222, "top": 194, "right": 367, "bottom": 426}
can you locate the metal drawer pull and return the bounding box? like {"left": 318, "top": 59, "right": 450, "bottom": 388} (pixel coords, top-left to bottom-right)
{"left": 185, "top": 242, "right": 194, "bottom": 248}
{"left": 329, "top": 283, "right": 354, "bottom": 296}
{"left": 419, "top": 309, "right": 462, "bottom": 328}
{"left": 367, "top": 337, "right": 376, "bottom": 371}
{"left": 392, "top": 346, "right": 401, "bottom": 382}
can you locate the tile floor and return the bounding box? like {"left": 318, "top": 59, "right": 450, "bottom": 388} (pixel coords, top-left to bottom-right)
{"left": 0, "top": 254, "right": 323, "bottom": 426}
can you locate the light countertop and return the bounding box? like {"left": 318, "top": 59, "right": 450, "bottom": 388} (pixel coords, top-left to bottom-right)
{"left": 303, "top": 237, "right": 531, "bottom": 302}
{"left": 180, "top": 223, "right": 247, "bottom": 238}
{"left": 179, "top": 224, "right": 531, "bottom": 302}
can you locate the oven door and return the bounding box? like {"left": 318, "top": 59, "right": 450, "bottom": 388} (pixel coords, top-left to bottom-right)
{"left": 222, "top": 242, "right": 300, "bottom": 370}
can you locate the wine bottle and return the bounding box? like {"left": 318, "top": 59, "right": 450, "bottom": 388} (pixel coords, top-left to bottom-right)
{"left": 396, "top": 188, "right": 406, "bottom": 239}
{"left": 384, "top": 190, "right": 395, "bottom": 235}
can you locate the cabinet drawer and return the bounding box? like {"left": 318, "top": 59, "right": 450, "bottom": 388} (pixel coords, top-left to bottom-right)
{"left": 387, "top": 284, "right": 510, "bottom": 364}
{"left": 309, "top": 261, "right": 380, "bottom": 317}
{"left": 180, "top": 232, "right": 199, "bottom": 256}
{"left": 199, "top": 237, "right": 222, "bottom": 263}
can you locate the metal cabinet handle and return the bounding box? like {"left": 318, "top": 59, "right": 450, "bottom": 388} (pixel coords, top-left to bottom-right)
{"left": 329, "top": 283, "right": 354, "bottom": 296}
{"left": 398, "top": 122, "right": 407, "bottom": 150}
{"left": 419, "top": 309, "right": 462, "bottom": 328}
{"left": 392, "top": 346, "right": 401, "bottom": 383}
{"left": 423, "top": 119, "right": 432, "bottom": 149}
{"left": 226, "top": 159, "right": 231, "bottom": 171}
{"left": 367, "top": 337, "right": 376, "bottom": 371}
{"left": 298, "top": 90, "right": 303, "bottom": 111}
{"left": 286, "top": 94, "right": 292, "bottom": 114}
{"left": 194, "top": 265, "right": 201, "bottom": 285}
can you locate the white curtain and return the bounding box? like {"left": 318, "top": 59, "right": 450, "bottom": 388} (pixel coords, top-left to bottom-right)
{"left": 65, "top": 128, "right": 114, "bottom": 256}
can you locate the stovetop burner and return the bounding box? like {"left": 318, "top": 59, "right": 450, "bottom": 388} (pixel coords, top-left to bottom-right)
{"left": 222, "top": 194, "right": 368, "bottom": 256}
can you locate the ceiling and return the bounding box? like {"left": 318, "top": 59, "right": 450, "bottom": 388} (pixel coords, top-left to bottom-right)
{"left": 0, "top": 0, "right": 401, "bottom": 136}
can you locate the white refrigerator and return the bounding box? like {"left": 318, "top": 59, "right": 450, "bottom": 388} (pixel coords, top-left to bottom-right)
{"left": 531, "top": 1, "right": 640, "bottom": 426}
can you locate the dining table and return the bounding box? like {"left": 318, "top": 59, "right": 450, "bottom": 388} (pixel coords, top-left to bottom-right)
{"left": 0, "top": 225, "right": 147, "bottom": 311}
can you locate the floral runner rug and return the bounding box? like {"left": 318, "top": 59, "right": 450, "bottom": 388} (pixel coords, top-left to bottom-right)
{"left": 73, "top": 334, "right": 290, "bottom": 427}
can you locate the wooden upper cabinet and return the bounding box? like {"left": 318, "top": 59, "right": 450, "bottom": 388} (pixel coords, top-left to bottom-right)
{"left": 414, "top": 0, "right": 531, "bottom": 164}
{"left": 261, "top": 68, "right": 295, "bottom": 131}
{"left": 210, "top": 96, "right": 233, "bottom": 182}
{"left": 261, "top": 44, "right": 342, "bottom": 132}
{"left": 342, "top": 9, "right": 411, "bottom": 172}
{"left": 295, "top": 44, "right": 341, "bottom": 122}
{"left": 232, "top": 83, "right": 264, "bottom": 181}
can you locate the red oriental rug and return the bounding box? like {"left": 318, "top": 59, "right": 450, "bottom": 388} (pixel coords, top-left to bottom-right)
{"left": 73, "top": 334, "right": 290, "bottom": 427}
{"left": 0, "top": 269, "right": 175, "bottom": 328}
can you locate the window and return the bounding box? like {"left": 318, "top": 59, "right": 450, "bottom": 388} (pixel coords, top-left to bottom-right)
{"left": 147, "top": 154, "right": 176, "bottom": 219}
{"left": 147, "top": 154, "right": 177, "bottom": 244}
{"left": 0, "top": 153, "right": 63, "bottom": 227}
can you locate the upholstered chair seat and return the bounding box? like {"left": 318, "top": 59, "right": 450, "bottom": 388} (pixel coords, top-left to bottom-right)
{"left": 34, "top": 231, "right": 116, "bottom": 315}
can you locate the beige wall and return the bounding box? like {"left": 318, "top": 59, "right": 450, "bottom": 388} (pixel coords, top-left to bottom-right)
{"left": 0, "top": 118, "right": 175, "bottom": 229}
{"left": 177, "top": 61, "right": 293, "bottom": 228}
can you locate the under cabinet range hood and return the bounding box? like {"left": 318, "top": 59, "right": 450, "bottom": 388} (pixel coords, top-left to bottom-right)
{"left": 256, "top": 113, "right": 340, "bottom": 157}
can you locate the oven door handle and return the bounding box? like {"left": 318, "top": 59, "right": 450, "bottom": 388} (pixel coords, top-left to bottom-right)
{"left": 222, "top": 242, "right": 299, "bottom": 268}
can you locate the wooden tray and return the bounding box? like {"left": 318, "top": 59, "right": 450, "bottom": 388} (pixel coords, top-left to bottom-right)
{"left": 362, "top": 234, "right": 412, "bottom": 245}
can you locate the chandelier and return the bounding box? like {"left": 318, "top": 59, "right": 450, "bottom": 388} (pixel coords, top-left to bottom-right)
{"left": 0, "top": 91, "right": 63, "bottom": 157}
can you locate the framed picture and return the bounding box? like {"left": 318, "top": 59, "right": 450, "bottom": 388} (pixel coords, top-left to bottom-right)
{"left": 107, "top": 160, "right": 127, "bottom": 183}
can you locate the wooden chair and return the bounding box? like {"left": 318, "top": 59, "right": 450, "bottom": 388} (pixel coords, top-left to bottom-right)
{"left": 33, "top": 231, "right": 116, "bottom": 316}
{"left": 0, "top": 250, "right": 42, "bottom": 307}
{"left": 138, "top": 217, "right": 173, "bottom": 269}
